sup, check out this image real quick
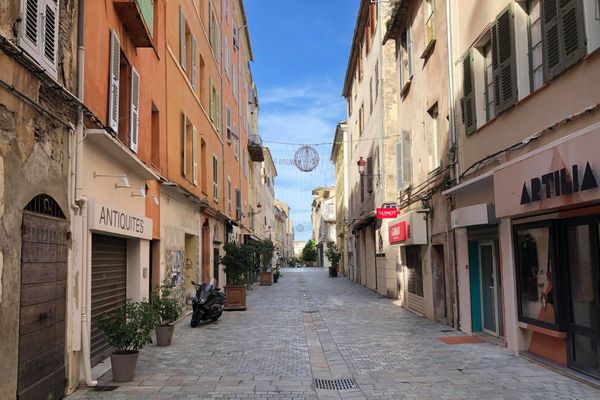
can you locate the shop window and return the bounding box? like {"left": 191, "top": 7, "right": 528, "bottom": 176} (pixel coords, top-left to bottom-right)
{"left": 515, "top": 224, "right": 556, "bottom": 327}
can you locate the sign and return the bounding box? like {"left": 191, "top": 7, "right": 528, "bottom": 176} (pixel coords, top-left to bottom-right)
{"left": 389, "top": 221, "right": 408, "bottom": 243}
{"left": 88, "top": 199, "right": 152, "bottom": 240}
{"left": 494, "top": 125, "right": 600, "bottom": 218}
{"left": 377, "top": 207, "right": 399, "bottom": 219}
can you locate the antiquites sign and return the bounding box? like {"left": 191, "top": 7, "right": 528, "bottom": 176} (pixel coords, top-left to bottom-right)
{"left": 88, "top": 199, "right": 153, "bottom": 240}
{"left": 494, "top": 125, "right": 600, "bottom": 218}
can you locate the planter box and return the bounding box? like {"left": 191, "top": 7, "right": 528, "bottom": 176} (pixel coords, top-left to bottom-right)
{"left": 155, "top": 325, "right": 174, "bottom": 346}
{"left": 224, "top": 285, "right": 247, "bottom": 311}
{"left": 110, "top": 351, "right": 139, "bottom": 382}
{"left": 259, "top": 271, "right": 272, "bottom": 286}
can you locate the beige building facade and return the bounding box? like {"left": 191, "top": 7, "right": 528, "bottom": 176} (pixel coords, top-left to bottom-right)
{"left": 331, "top": 122, "right": 350, "bottom": 276}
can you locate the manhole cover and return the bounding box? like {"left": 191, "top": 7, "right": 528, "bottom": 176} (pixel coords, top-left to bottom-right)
{"left": 313, "top": 378, "right": 357, "bottom": 391}
{"left": 93, "top": 386, "right": 119, "bottom": 392}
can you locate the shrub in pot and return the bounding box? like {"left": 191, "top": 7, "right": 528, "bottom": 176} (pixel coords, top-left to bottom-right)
{"left": 150, "top": 279, "right": 182, "bottom": 346}
{"left": 255, "top": 239, "right": 275, "bottom": 286}
{"left": 98, "top": 300, "right": 155, "bottom": 382}
{"left": 325, "top": 242, "right": 341, "bottom": 278}
{"left": 221, "top": 242, "right": 251, "bottom": 311}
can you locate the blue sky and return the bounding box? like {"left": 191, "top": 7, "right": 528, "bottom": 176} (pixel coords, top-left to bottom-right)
{"left": 245, "top": 0, "right": 359, "bottom": 241}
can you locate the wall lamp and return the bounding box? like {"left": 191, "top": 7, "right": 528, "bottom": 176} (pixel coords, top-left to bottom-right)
{"left": 130, "top": 183, "right": 159, "bottom": 205}
{"left": 247, "top": 202, "right": 263, "bottom": 216}
{"left": 356, "top": 156, "right": 381, "bottom": 178}
{"left": 93, "top": 171, "right": 129, "bottom": 187}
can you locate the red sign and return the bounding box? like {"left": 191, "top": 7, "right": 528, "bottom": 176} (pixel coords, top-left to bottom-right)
{"left": 377, "top": 208, "right": 398, "bottom": 219}
{"left": 389, "top": 221, "right": 408, "bottom": 243}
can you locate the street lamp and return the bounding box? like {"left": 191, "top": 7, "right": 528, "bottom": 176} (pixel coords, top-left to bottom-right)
{"left": 357, "top": 157, "right": 366, "bottom": 175}
{"left": 248, "top": 202, "right": 262, "bottom": 216}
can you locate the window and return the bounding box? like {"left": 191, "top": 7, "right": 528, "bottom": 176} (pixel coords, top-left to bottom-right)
{"left": 234, "top": 135, "right": 239, "bottom": 160}
{"left": 201, "top": 139, "right": 207, "bottom": 193}
{"left": 541, "top": 0, "right": 586, "bottom": 81}
{"left": 482, "top": 42, "right": 495, "bottom": 121}
{"left": 235, "top": 188, "right": 241, "bottom": 220}
{"left": 529, "top": 0, "right": 544, "bottom": 91}
{"left": 212, "top": 155, "right": 218, "bottom": 200}
{"left": 424, "top": 0, "right": 435, "bottom": 48}
{"left": 233, "top": 21, "right": 239, "bottom": 50}
{"left": 224, "top": 0, "right": 229, "bottom": 21}
{"left": 151, "top": 103, "right": 160, "bottom": 167}
{"left": 396, "top": 130, "right": 413, "bottom": 189}
{"left": 181, "top": 114, "right": 197, "bottom": 184}
{"left": 369, "top": 78, "right": 373, "bottom": 115}
{"left": 226, "top": 106, "right": 232, "bottom": 141}
{"left": 224, "top": 43, "right": 230, "bottom": 80}
{"left": 243, "top": 150, "right": 248, "bottom": 177}
{"left": 366, "top": 156, "right": 373, "bottom": 194}
{"left": 426, "top": 103, "right": 440, "bottom": 171}
{"left": 208, "top": 1, "right": 219, "bottom": 61}
{"left": 359, "top": 105, "right": 364, "bottom": 136}
{"left": 374, "top": 61, "right": 379, "bottom": 100}
{"left": 491, "top": 5, "right": 517, "bottom": 114}
{"left": 399, "top": 24, "right": 413, "bottom": 91}
{"left": 515, "top": 224, "right": 556, "bottom": 327}
{"left": 227, "top": 177, "right": 232, "bottom": 214}
{"left": 460, "top": 50, "right": 477, "bottom": 135}
{"left": 232, "top": 66, "right": 237, "bottom": 102}
{"left": 19, "top": 0, "right": 59, "bottom": 76}
{"left": 209, "top": 80, "right": 221, "bottom": 131}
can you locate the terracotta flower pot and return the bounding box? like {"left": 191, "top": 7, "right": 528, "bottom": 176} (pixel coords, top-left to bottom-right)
{"left": 155, "top": 325, "right": 175, "bottom": 346}
{"left": 110, "top": 351, "right": 139, "bottom": 382}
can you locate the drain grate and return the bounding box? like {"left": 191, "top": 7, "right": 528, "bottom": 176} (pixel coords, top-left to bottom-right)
{"left": 313, "top": 378, "right": 357, "bottom": 391}
{"left": 93, "top": 386, "right": 118, "bottom": 392}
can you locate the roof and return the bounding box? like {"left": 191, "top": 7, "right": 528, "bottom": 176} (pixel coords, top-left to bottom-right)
{"left": 383, "top": 0, "right": 410, "bottom": 44}
{"left": 341, "top": 0, "right": 371, "bottom": 98}
{"left": 237, "top": 0, "right": 254, "bottom": 61}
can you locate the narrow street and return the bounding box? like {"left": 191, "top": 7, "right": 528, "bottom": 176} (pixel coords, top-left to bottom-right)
{"left": 69, "top": 269, "right": 600, "bottom": 400}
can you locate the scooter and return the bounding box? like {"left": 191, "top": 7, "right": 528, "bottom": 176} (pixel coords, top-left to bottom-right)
{"left": 190, "top": 278, "right": 226, "bottom": 327}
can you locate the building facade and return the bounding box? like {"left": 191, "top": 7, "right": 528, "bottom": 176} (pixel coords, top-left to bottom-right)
{"left": 444, "top": 0, "right": 600, "bottom": 379}
{"left": 311, "top": 187, "right": 337, "bottom": 268}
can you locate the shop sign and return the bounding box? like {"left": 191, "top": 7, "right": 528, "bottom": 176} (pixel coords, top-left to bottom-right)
{"left": 88, "top": 199, "right": 152, "bottom": 240}
{"left": 389, "top": 221, "right": 408, "bottom": 243}
{"left": 377, "top": 207, "right": 399, "bottom": 219}
{"left": 494, "top": 126, "right": 600, "bottom": 218}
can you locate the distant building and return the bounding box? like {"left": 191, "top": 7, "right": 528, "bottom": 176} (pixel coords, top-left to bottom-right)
{"left": 331, "top": 122, "right": 350, "bottom": 277}
{"left": 311, "top": 187, "right": 337, "bottom": 268}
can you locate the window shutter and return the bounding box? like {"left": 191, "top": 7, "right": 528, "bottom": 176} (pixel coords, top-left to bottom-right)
{"left": 108, "top": 30, "right": 120, "bottom": 133}
{"left": 209, "top": 79, "right": 214, "bottom": 121}
{"left": 21, "top": 0, "right": 39, "bottom": 55}
{"left": 216, "top": 91, "right": 221, "bottom": 131}
{"left": 191, "top": 36, "right": 197, "bottom": 89}
{"left": 402, "top": 130, "right": 413, "bottom": 185}
{"left": 208, "top": 1, "right": 213, "bottom": 46}
{"left": 192, "top": 126, "right": 198, "bottom": 184}
{"left": 396, "top": 141, "right": 403, "bottom": 189}
{"left": 182, "top": 115, "right": 187, "bottom": 177}
{"left": 558, "top": 0, "right": 586, "bottom": 71}
{"left": 492, "top": 5, "right": 517, "bottom": 114}
{"left": 407, "top": 26, "right": 413, "bottom": 78}
{"left": 460, "top": 50, "right": 477, "bottom": 135}
{"left": 129, "top": 67, "right": 140, "bottom": 153}
{"left": 542, "top": 0, "right": 561, "bottom": 80}
{"left": 179, "top": 7, "right": 186, "bottom": 71}
{"left": 41, "top": 0, "right": 59, "bottom": 72}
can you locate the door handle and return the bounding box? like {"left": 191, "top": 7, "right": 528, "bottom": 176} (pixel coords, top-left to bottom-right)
{"left": 38, "top": 312, "right": 49, "bottom": 321}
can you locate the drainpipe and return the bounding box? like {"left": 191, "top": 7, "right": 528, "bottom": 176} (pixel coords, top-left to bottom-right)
{"left": 75, "top": 0, "right": 97, "bottom": 387}
{"left": 445, "top": 0, "right": 460, "bottom": 330}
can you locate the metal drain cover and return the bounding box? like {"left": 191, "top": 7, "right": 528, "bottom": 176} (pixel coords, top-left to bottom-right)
{"left": 93, "top": 386, "right": 119, "bottom": 392}
{"left": 313, "top": 378, "right": 357, "bottom": 391}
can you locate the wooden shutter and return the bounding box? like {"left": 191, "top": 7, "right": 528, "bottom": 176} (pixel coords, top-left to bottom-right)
{"left": 491, "top": 5, "right": 517, "bottom": 114}
{"left": 402, "top": 130, "right": 413, "bottom": 185}
{"left": 407, "top": 26, "right": 413, "bottom": 77}
{"left": 460, "top": 50, "right": 477, "bottom": 135}
{"left": 209, "top": 79, "right": 214, "bottom": 121}
{"left": 213, "top": 156, "right": 218, "bottom": 199}
{"left": 559, "top": 0, "right": 586, "bottom": 70}
{"left": 216, "top": 91, "right": 221, "bottom": 131}
{"left": 41, "top": 0, "right": 59, "bottom": 72}
{"left": 192, "top": 126, "right": 198, "bottom": 184}
{"left": 108, "top": 30, "right": 120, "bottom": 133}
{"left": 179, "top": 7, "right": 186, "bottom": 71}
{"left": 129, "top": 67, "right": 140, "bottom": 153}
{"left": 367, "top": 157, "right": 373, "bottom": 193}
{"left": 21, "top": 0, "right": 39, "bottom": 55}
{"left": 182, "top": 114, "right": 187, "bottom": 177}
{"left": 542, "top": 0, "right": 586, "bottom": 81}
{"left": 191, "top": 36, "right": 197, "bottom": 89}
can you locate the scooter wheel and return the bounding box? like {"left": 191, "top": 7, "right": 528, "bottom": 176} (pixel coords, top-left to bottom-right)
{"left": 190, "top": 309, "right": 201, "bottom": 327}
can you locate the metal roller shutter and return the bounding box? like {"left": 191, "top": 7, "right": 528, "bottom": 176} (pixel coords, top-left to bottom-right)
{"left": 90, "top": 234, "right": 127, "bottom": 366}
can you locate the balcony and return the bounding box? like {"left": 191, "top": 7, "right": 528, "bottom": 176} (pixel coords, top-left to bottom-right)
{"left": 248, "top": 134, "right": 264, "bottom": 162}
{"left": 113, "top": 0, "right": 154, "bottom": 47}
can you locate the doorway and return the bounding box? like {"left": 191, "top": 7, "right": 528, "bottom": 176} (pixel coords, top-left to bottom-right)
{"left": 478, "top": 241, "right": 503, "bottom": 337}
{"left": 18, "top": 195, "right": 68, "bottom": 400}
{"left": 213, "top": 248, "right": 220, "bottom": 286}
{"left": 565, "top": 221, "right": 600, "bottom": 378}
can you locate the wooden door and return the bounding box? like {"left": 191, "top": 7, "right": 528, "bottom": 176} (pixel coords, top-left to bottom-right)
{"left": 18, "top": 210, "right": 68, "bottom": 400}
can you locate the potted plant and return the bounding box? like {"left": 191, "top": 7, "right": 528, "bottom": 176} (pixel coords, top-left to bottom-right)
{"left": 98, "top": 300, "right": 155, "bottom": 382}
{"left": 221, "top": 242, "right": 250, "bottom": 310}
{"left": 256, "top": 239, "right": 275, "bottom": 286}
{"left": 150, "top": 279, "right": 181, "bottom": 346}
{"left": 325, "top": 242, "right": 341, "bottom": 278}
{"left": 273, "top": 266, "right": 282, "bottom": 283}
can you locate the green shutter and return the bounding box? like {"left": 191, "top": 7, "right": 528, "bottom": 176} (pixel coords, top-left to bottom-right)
{"left": 182, "top": 114, "right": 187, "bottom": 177}
{"left": 492, "top": 4, "right": 517, "bottom": 114}
{"left": 542, "top": 0, "right": 561, "bottom": 80}
{"left": 460, "top": 50, "right": 477, "bottom": 135}
{"left": 209, "top": 79, "right": 214, "bottom": 121}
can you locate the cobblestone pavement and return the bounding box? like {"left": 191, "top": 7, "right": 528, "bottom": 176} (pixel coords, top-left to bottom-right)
{"left": 68, "top": 268, "right": 600, "bottom": 400}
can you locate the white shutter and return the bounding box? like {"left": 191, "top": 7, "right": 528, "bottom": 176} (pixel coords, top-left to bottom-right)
{"left": 179, "top": 7, "right": 186, "bottom": 71}
{"left": 402, "top": 130, "right": 413, "bottom": 185}
{"left": 108, "top": 30, "right": 120, "bottom": 133}
{"left": 41, "top": 0, "right": 59, "bottom": 73}
{"left": 192, "top": 126, "right": 198, "bottom": 184}
{"left": 129, "top": 67, "right": 140, "bottom": 153}
{"left": 191, "top": 36, "right": 197, "bottom": 89}
{"left": 20, "top": 0, "right": 39, "bottom": 56}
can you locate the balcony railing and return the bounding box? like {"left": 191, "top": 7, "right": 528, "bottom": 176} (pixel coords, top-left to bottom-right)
{"left": 113, "top": 0, "right": 154, "bottom": 47}
{"left": 248, "top": 134, "right": 264, "bottom": 162}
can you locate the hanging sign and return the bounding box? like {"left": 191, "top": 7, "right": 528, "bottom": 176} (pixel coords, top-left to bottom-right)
{"left": 377, "top": 207, "right": 398, "bottom": 219}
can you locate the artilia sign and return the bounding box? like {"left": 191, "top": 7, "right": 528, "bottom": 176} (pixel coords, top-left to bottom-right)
{"left": 88, "top": 199, "right": 153, "bottom": 240}
{"left": 494, "top": 126, "right": 600, "bottom": 218}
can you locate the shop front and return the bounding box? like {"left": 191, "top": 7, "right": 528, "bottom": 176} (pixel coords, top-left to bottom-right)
{"left": 494, "top": 123, "right": 600, "bottom": 378}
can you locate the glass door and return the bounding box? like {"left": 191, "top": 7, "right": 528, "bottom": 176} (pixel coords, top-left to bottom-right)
{"left": 566, "top": 222, "right": 600, "bottom": 378}
{"left": 479, "top": 241, "right": 502, "bottom": 336}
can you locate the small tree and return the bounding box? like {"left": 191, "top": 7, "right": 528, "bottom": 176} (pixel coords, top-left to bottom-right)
{"left": 325, "top": 242, "right": 342, "bottom": 268}
{"left": 98, "top": 300, "right": 155, "bottom": 354}
{"left": 221, "top": 242, "right": 250, "bottom": 286}
{"left": 302, "top": 240, "right": 317, "bottom": 262}
{"left": 150, "top": 279, "right": 181, "bottom": 327}
{"left": 253, "top": 239, "right": 275, "bottom": 272}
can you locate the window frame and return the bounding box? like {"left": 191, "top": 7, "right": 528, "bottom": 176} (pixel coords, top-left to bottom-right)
{"left": 19, "top": 0, "right": 60, "bottom": 77}
{"left": 212, "top": 155, "right": 219, "bottom": 201}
